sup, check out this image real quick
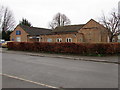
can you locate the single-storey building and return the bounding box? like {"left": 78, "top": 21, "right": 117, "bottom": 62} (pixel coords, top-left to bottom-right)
{"left": 10, "top": 24, "right": 52, "bottom": 42}
{"left": 117, "top": 35, "right": 120, "bottom": 42}
{"left": 10, "top": 19, "right": 113, "bottom": 43}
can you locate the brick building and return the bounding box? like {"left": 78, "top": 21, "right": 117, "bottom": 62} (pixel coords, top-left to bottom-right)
{"left": 10, "top": 19, "right": 110, "bottom": 43}
{"left": 10, "top": 25, "right": 52, "bottom": 42}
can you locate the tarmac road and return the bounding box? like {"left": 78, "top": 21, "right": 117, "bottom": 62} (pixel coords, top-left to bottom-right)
{"left": 2, "top": 75, "right": 48, "bottom": 88}
{"left": 2, "top": 52, "right": 118, "bottom": 88}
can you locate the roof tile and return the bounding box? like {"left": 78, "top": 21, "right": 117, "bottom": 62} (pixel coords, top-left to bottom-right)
{"left": 19, "top": 25, "right": 52, "bottom": 35}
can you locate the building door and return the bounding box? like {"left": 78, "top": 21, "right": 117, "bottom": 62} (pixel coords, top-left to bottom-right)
{"left": 36, "top": 38, "right": 39, "bottom": 42}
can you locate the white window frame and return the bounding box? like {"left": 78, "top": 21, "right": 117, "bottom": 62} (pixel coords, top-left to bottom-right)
{"left": 56, "top": 38, "right": 62, "bottom": 42}
{"left": 80, "top": 38, "right": 83, "bottom": 42}
{"left": 47, "top": 38, "right": 52, "bottom": 42}
{"left": 29, "top": 37, "right": 32, "bottom": 39}
{"left": 118, "top": 35, "right": 120, "bottom": 39}
{"left": 39, "top": 37, "right": 41, "bottom": 42}
{"left": 66, "top": 38, "right": 72, "bottom": 42}
{"left": 16, "top": 37, "right": 21, "bottom": 42}
{"left": 112, "top": 38, "right": 116, "bottom": 42}
{"left": 107, "top": 36, "right": 109, "bottom": 42}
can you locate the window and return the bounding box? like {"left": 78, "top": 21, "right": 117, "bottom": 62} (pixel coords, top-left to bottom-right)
{"left": 47, "top": 38, "right": 52, "bottom": 42}
{"left": 112, "top": 38, "right": 116, "bottom": 42}
{"left": 80, "top": 38, "right": 83, "bottom": 42}
{"left": 16, "top": 31, "right": 21, "bottom": 35}
{"left": 118, "top": 35, "right": 120, "bottom": 39}
{"left": 16, "top": 37, "right": 21, "bottom": 42}
{"left": 36, "top": 37, "right": 40, "bottom": 42}
{"left": 66, "top": 38, "right": 72, "bottom": 42}
{"left": 12, "top": 38, "right": 14, "bottom": 41}
{"left": 56, "top": 38, "right": 62, "bottom": 42}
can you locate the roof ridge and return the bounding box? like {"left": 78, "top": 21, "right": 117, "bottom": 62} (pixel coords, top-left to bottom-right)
{"left": 18, "top": 24, "right": 52, "bottom": 35}
{"left": 53, "top": 24, "right": 85, "bottom": 33}
{"left": 19, "top": 24, "right": 52, "bottom": 31}
{"left": 84, "top": 19, "right": 109, "bottom": 30}
{"left": 57, "top": 24, "right": 85, "bottom": 27}
{"left": 30, "top": 26, "right": 52, "bottom": 30}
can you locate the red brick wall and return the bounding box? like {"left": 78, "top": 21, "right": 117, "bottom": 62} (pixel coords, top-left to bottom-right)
{"left": 10, "top": 26, "right": 29, "bottom": 42}
{"left": 40, "top": 33, "right": 83, "bottom": 43}
{"left": 78, "top": 19, "right": 108, "bottom": 43}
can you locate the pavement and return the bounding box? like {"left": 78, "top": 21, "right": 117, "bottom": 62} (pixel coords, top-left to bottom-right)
{"left": 1, "top": 48, "right": 119, "bottom": 64}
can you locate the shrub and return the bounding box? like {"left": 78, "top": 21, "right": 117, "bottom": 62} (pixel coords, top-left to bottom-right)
{"left": 7, "top": 42, "right": 120, "bottom": 55}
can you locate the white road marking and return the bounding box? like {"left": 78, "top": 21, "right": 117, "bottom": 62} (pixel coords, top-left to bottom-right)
{"left": 0, "top": 73, "right": 59, "bottom": 89}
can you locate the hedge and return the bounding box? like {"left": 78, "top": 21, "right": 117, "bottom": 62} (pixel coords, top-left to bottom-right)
{"left": 7, "top": 42, "right": 120, "bottom": 55}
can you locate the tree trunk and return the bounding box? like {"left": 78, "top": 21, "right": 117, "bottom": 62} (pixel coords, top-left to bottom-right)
{"left": 109, "top": 38, "right": 113, "bottom": 42}
{"left": 109, "top": 35, "right": 114, "bottom": 42}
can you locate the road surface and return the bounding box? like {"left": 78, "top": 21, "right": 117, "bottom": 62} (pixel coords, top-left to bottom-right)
{"left": 2, "top": 52, "right": 118, "bottom": 88}
{"left": 2, "top": 75, "right": 48, "bottom": 88}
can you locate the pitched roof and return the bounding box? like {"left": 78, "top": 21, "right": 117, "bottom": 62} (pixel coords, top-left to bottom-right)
{"left": 19, "top": 25, "right": 52, "bottom": 35}
{"left": 82, "top": 19, "right": 109, "bottom": 30}
{"left": 52, "top": 24, "right": 85, "bottom": 33}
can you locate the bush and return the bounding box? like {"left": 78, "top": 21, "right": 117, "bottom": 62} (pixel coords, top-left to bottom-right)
{"left": 7, "top": 42, "right": 120, "bottom": 55}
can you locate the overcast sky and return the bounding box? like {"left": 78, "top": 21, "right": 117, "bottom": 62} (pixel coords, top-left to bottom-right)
{"left": 1, "top": 0, "right": 120, "bottom": 28}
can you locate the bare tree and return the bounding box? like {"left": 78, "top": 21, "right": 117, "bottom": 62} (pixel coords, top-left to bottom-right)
{"left": 99, "top": 11, "right": 120, "bottom": 42}
{"left": 0, "top": 5, "right": 16, "bottom": 31}
{"left": 49, "top": 13, "right": 71, "bottom": 29}
{"left": 0, "top": 6, "right": 3, "bottom": 29}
